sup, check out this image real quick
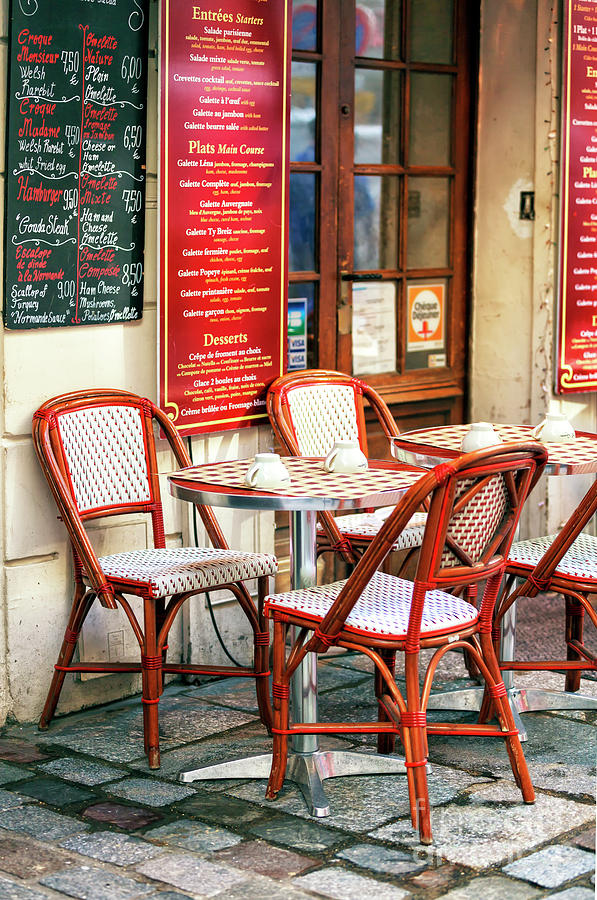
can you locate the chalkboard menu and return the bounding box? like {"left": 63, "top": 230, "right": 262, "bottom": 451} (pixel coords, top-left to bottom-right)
{"left": 4, "top": 0, "right": 148, "bottom": 329}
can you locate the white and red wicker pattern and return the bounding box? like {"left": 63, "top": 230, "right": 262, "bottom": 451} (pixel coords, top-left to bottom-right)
{"left": 171, "top": 457, "right": 423, "bottom": 499}
{"left": 92, "top": 547, "right": 278, "bottom": 599}
{"left": 318, "top": 511, "right": 427, "bottom": 550}
{"left": 441, "top": 475, "right": 509, "bottom": 568}
{"left": 508, "top": 532, "right": 597, "bottom": 581}
{"left": 57, "top": 405, "right": 151, "bottom": 513}
{"left": 286, "top": 384, "right": 361, "bottom": 456}
{"left": 395, "top": 424, "right": 597, "bottom": 475}
{"left": 264, "top": 571, "right": 478, "bottom": 640}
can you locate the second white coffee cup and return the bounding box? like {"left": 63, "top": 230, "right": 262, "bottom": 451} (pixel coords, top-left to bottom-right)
{"left": 323, "top": 439, "right": 368, "bottom": 474}
{"left": 244, "top": 453, "right": 291, "bottom": 490}
{"left": 533, "top": 413, "right": 576, "bottom": 443}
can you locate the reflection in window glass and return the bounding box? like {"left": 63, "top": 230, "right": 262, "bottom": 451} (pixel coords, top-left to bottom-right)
{"left": 289, "top": 173, "right": 317, "bottom": 272}
{"left": 291, "top": 62, "right": 317, "bottom": 162}
{"left": 356, "top": 0, "right": 400, "bottom": 60}
{"left": 407, "top": 178, "right": 450, "bottom": 270}
{"left": 355, "top": 69, "right": 401, "bottom": 164}
{"left": 411, "top": 0, "right": 453, "bottom": 63}
{"left": 292, "top": 0, "right": 317, "bottom": 51}
{"left": 354, "top": 175, "right": 399, "bottom": 270}
{"left": 288, "top": 282, "right": 317, "bottom": 368}
{"left": 409, "top": 73, "right": 452, "bottom": 167}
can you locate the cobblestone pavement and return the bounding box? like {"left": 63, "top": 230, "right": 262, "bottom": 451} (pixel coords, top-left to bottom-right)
{"left": 0, "top": 650, "right": 594, "bottom": 899}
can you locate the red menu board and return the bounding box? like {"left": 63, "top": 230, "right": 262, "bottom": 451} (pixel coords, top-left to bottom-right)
{"left": 557, "top": 1, "right": 597, "bottom": 392}
{"left": 159, "top": 0, "right": 290, "bottom": 434}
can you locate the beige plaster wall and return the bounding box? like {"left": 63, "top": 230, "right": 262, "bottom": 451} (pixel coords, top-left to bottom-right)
{"left": 0, "top": 0, "right": 274, "bottom": 727}
{"left": 472, "top": 0, "right": 597, "bottom": 536}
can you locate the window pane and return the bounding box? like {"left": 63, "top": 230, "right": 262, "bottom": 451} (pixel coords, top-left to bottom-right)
{"left": 292, "top": 0, "right": 317, "bottom": 51}
{"left": 352, "top": 281, "right": 397, "bottom": 375}
{"left": 411, "top": 0, "right": 453, "bottom": 64}
{"left": 356, "top": 0, "right": 401, "bottom": 60}
{"left": 288, "top": 283, "right": 317, "bottom": 369}
{"left": 409, "top": 73, "right": 452, "bottom": 166}
{"left": 354, "top": 175, "right": 400, "bottom": 270}
{"left": 289, "top": 173, "right": 317, "bottom": 272}
{"left": 355, "top": 69, "right": 401, "bottom": 164}
{"left": 407, "top": 177, "right": 450, "bottom": 269}
{"left": 291, "top": 62, "right": 317, "bottom": 162}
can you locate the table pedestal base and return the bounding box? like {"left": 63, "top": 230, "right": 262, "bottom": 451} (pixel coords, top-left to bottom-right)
{"left": 178, "top": 749, "right": 407, "bottom": 817}
{"left": 426, "top": 685, "right": 597, "bottom": 742}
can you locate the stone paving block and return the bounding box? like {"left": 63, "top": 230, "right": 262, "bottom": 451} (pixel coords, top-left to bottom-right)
{"left": 293, "top": 866, "right": 411, "bottom": 899}
{"left": 40, "top": 758, "right": 127, "bottom": 785}
{"left": 0, "top": 875, "right": 51, "bottom": 899}
{"left": 214, "top": 839, "right": 315, "bottom": 878}
{"left": 548, "top": 889, "right": 597, "bottom": 899}
{"left": 0, "top": 740, "right": 49, "bottom": 764}
{"left": 82, "top": 802, "right": 162, "bottom": 830}
{"left": 0, "top": 806, "right": 90, "bottom": 841}
{"left": 136, "top": 853, "right": 247, "bottom": 896}
{"left": 407, "top": 864, "right": 464, "bottom": 894}
{"left": 228, "top": 763, "right": 491, "bottom": 832}
{"left": 336, "top": 843, "right": 424, "bottom": 876}
{"left": 61, "top": 830, "right": 164, "bottom": 866}
{"left": 526, "top": 762, "right": 596, "bottom": 799}
{"left": 129, "top": 723, "right": 272, "bottom": 782}
{"left": 144, "top": 818, "right": 242, "bottom": 853}
{"left": 502, "top": 845, "right": 596, "bottom": 888}
{"left": 145, "top": 893, "right": 195, "bottom": 900}
{"left": 107, "top": 778, "right": 196, "bottom": 807}
{"left": 0, "top": 789, "right": 34, "bottom": 811}
{"left": 219, "top": 874, "right": 316, "bottom": 900}
{"left": 0, "top": 762, "right": 31, "bottom": 784}
{"left": 435, "top": 875, "right": 541, "bottom": 899}
{"left": 370, "top": 780, "right": 596, "bottom": 869}
{"left": 0, "top": 833, "right": 76, "bottom": 878}
{"left": 248, "top": 817, "right": 345, "bottom": 853}
{"left": 176, "top": 792, "right": 267, "bottom": 827}
{"left": 572, "top": 828, "right": 595, "bottom": 851}
{"left": 41, "top": 865, "right": 156, "bottom": 899}
{"left": 16, "top": 776, "right": 96, "bottom": 807}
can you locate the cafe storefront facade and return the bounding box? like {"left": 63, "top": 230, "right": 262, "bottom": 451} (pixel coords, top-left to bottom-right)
{"left": 0, "top": 0, "right": 593, "bottom": 726}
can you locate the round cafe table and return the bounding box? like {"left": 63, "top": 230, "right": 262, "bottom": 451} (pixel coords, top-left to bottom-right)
{"left": 391, "top": 423, "right": 597, "bottom": 740}
{"left": 168, "top": 455, "right": 424, "bottom": 817}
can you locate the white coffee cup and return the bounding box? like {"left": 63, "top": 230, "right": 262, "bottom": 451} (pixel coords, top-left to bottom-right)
{"left": 323, "top": 439, "right": 368, "bottom": 474}
{"left": 461, "top": 422, "right": 502, "bottom": 452}
{"left": 244, "top": 453, "right": 291, "bottom": 490}
{"left": 533, "top": 413, "right": 576, "bottom": 443}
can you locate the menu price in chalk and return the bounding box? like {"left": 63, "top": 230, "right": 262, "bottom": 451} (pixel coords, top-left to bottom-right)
{"left": 159, "top": 0, "right": 290, "bottom": 434}
{"left": 4, "top": 0, "right": 148, "bottom": 330}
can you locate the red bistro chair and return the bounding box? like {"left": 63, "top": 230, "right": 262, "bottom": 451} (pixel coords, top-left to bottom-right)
{"left": 495, "top": 479, "right": 597, "bottom": 690}
{"left": 266, "top": 369, "right": 427, "bottom": 568}
{"left": 33, "top": 389, "right": 278, "bottom": 768}
{"left": 264, "top": 442, "right": 548, "bottom": 844}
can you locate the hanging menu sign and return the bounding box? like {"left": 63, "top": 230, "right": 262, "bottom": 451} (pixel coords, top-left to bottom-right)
{"left": 159, "top": 0, "right": 290, "bottom": 435}
{"left": 4, "top": 0, "right": 148, "bottom": 330}
{"left": 557, "top": 0, "right": 597, "bottom": 391}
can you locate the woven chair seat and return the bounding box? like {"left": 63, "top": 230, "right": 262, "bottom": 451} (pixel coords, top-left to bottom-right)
{"left": 91, "top": 547, "right": 279, "bottom": 599}
{"left": 265, "top": 571, "right": 478, "bottom": 641}
{"left": 317, "top": 512, "right": 426, "bottom": 550}
{"left": 508, "top": 532, "right": 597, "bottom": 582}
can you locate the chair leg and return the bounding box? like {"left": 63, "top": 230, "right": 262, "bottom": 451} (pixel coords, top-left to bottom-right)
{"left": 39, "top": 587, "right": 94, "bottom": 730}
{"left": 479, "top": 633, "right": 534, "bottom": 803}
{"left": 376, "top": 649, "right": 396, "bottom": 755}
{"left": 266, "top": 619, "right": 289, "bottom": 799}
{"left": 142, "top": 598, "right": 161, "bottom": 769}
{"left": 255, "top": 577, "right": 273, "bottom": 733}
{"left": 404, "top": 652, "right": 432, "bottom": 844}
{"left": 565, "top": 596, "right": 584, "bottom": 693}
